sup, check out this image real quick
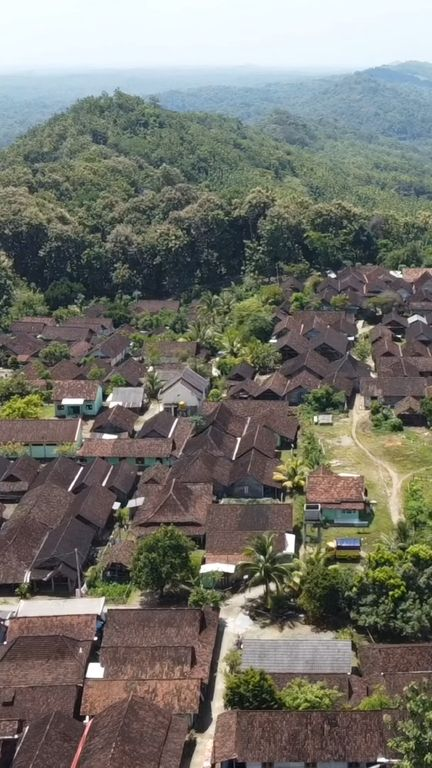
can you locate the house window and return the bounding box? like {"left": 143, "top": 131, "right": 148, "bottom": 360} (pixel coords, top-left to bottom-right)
{"left": 57, "top": 405, "right": 65, "bottom": 410}
{"left": 85, "top": 403, "right": 93, "bottom": 410}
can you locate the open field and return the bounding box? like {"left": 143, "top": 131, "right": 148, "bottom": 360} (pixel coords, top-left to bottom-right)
{"left": 313, "top": 416, "right": 393, "bottom": 549}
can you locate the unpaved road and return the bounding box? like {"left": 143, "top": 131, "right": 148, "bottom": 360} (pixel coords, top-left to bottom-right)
{"left": 351, "top": 394, "right": 404, "bottom": 524}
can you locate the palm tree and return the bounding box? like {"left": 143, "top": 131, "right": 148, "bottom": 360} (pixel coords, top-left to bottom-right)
{"left": 216, "top": 328, "right": 246, "bottom": 358}
{"left": 197, "top": 291, "right": 221, "bottom": 321}
{"left": 284, "top": 548, "right": 330, "bottom": 595}
{"left": 145, "top": 370, "right": 163, "bottom": 400}
{"left": 238, "top": 533, "right": 291, "bottom": 609}
{"left": 273, "top": 456, "right": 308, "bottom": 495}
{"left": 183, "top": 320, "right": 213, "bottom": 346}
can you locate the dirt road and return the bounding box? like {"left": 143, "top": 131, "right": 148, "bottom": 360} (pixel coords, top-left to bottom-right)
{"left": 351, "top": 395, "right": 404, "bottom": 524}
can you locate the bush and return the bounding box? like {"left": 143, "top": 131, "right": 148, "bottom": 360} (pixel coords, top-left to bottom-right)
{"left": 88, "top": 580, "right": 131, "bottom": 604}
{"left": 188, "top": 586, "right": 223, "bottom": 609}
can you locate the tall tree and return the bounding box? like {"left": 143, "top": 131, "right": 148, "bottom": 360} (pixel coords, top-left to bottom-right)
{"left": 238, "top": 533, "right": 291, "bottom": 609}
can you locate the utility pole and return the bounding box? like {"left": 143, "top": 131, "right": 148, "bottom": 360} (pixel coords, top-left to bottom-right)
{"left": 75, "top": 548, "right": 82, "bottom": 595}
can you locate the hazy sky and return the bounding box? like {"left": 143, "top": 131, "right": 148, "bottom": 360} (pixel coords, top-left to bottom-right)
{"left": 1, "top": 0, "right": 431, "bottom": 72}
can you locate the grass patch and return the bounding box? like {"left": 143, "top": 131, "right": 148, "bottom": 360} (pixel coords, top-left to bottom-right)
{"left": 191, "top": 549, "right": 205, "bottom": 574}
{"left": 313, "top": 415, "right": 393, "bottom": 549}
{"left": 358, "top": 422, "right": 432, "bottom": 476}
{"left": 41, "top": 404, "right": 55, "bottom": 419}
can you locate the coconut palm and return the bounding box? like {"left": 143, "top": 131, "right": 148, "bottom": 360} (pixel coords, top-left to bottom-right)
{"left": 145, "top": 370, "right": 163, "bottom": 400}
{"left": 238, "top": 533, "right": 292, "bottom": 609}
{"left": 216, "top": 328, "right": 246, "bottom": 358}
{"left": 197, "top": 291, "right": 221, "bottom": 322}
{"left": 273, "top": 456, "right": 308, "bottom": 495}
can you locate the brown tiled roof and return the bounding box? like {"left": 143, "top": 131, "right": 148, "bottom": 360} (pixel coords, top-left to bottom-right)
{"left": 105, "top": 358, "right": 145, "bottom": 386}
{"left": 91, "top": 405, "right": 137, "bottom": 435}
{"left": 10, "top": 320, "right": 50, "bottom": 335}
{"left": 137, "top": 411, "right": 177, "bottom": 439}
{"left": 0, "top": 456, "right": 38, "bottom": 488}
{"left": 101, "top": 538, "right": 137, "bottom": 570}
{"left": 255, "top": 371, "right": 290, "bottom": 398}
{"left": 370, "top": 325, "right": 393, "bottom": 344}
{"left": 201, "top": 401, "right": 299, "bottom": 444}
{"left": 78, "top": 438, "right": 172, "bottom": 458}
{"left": 310, "top": 326, "right": 349, "bottom": 356}
{"left": 9, "top": 482, "right": 73, "bottom": 529}
{"left": 372, "top": 337, "right": 402, "bottom": 359}
{"left": 394, "top": 396, "right": 422, "bottom": 415}
{"left": 183, "top": 424, "right": 237, "bottom": 458}
{"left": 69, "top": 340, "right": 93, "bottom": 359}
{"left": 360, "top": 376, "right": 428, "bottom": 400}
{"left": 106, "top": 460, "right": 137, "bottom": 497}
{"left": 138, "top": 464, "right": 171, "bottom": 487}
{"left": 135, "top": 299, "right": 180, "bottom": 314}
{"left": 376, "top": 357, "right": 419, "bottom": 377}
{"left": 70, "top": 485, "right": 116, "bottom": 529}
{"left": 306, "top": 467, "right": 365, "bottom": 508}
{"left": 149, "top": 340, "right": 198, "bottom": 362}
{"left": 235, "top": 425, "right": 278, "bottom": 459}
{"left": 93, "top": 333, "right": 129, "bottom": 360}
{"left": 0, "top": 332, "right": 44, "bottom": 358}
{"left": 71, "top": 458, "right": 111, "bottom": 492}
{"left": 284, "top": 370, "right": 322, "bottom": 393}
{"left": 228, "top": 450, "right": 280, "bottom": 489}
{"left": 63, "top": 316, "right": 113, "bottom": 331}
{"left": 81, "top": 608, "right": 218, "bottom": 716}
{"left": 0, "top": 419, "right": 81, "bottom": 445}
{"left": 227, "top": 362, "right": 256, "bottom": 381}
{"left": 12, "top": 712, "right": 82, "bottom": 768}
{"left": 52, "top": 380, "right": 100, "bottom": 401}
{"left": 206, "top": 503, "right": 293, "bottom": 563}
{"left": 41, "top": 326, "right": 94, "bottom": 342}
{"left": 0, "top": 685, "right": 79, "bottom": 724}
{"left": 403, "top": 267, "right": 432, "bottom": 283}
{"left": 359, "top": 643, "right": 432, "bottom": 676}
{"left": 6, "top": 615, "right": 98, "bottom": 643}
{"left": 78, "top": 695, "right": 188, "bottom": 768}
{"left": 81, "top": 678, "right": 201, "bottom": 716}
{"left": 212, "top": 710, "right": 400, "bottom": 765}
{"left": 32, "top": 457, "right": 79, "bottom": 490}
{"left": 0, "top": 635, "right": 91, "bottom": 686}
{"left": 102, "top": 608, "right": 217, "bottom": 670}
{"left": 228, "top": 379, "right": 261, "bottom": 398}
{"left": 133, "top": 480, "right": 213, "bottom": 532}
{"left": 49, "top": 360, "right": 84, "bottom": 380}
{"left": 280, "top": 350, "right": 332, "bottom": 379}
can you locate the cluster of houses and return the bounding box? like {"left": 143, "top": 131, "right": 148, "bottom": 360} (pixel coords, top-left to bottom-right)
{"left": 0, "top": 597, "right": 218, "bottom": 767}
{"left": 228, "top": 266, "right": 432, "bottom": 424}
{"left": 1, "top": 269, "right": 432, "bottom": 765}
{"left": 1, "top": 597, "right": 429, "bottom": 768}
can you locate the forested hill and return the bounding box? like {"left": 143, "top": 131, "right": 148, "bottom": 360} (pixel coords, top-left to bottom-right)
{"left": 159, "top": 62, "right": 432, "bottom": 141}
{"left": 1, "top": 91, "right": 432, "bottom": 302}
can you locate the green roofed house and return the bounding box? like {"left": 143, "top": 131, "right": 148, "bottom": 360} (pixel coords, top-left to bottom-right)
{"left": 305, "top": 466, "right": 371, "bottom": 527}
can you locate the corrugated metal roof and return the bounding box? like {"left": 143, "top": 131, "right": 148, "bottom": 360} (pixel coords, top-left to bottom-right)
{"left": 241, "top": 639, "right": 352, "bottom": 674}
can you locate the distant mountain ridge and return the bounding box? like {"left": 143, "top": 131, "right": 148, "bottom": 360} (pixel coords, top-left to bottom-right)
{"left": 158, "top": 60, "right": 432, "bottom": 141}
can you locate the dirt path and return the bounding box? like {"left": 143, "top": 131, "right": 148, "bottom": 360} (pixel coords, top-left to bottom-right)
{"left": 351, "top": 395, "right": 404, "bottom": 524}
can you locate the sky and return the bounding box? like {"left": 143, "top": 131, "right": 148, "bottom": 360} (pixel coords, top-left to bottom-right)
{"left": 1, "top": 0, "right": 431, "bottom": 72}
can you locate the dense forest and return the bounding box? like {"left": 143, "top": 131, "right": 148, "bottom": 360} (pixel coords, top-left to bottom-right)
{"left": 160, "top": 62, "right": 432, "bottom": 141}
{"left": 1, "top": 87, "right": 432, "bottom": 302}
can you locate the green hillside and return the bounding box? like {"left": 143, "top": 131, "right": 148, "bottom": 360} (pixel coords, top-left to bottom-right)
{"left": 159, "top": 63, "right": 432, "bottom": 141}
{"left": 1, "top": 91, "right": 432, "bottom": 301}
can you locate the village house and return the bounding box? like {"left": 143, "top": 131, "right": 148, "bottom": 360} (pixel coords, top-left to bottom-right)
{"left": 78, "top": 437, "right": 173, "bottom": 469}
{"left": 81, "top": 607, "right": 219, "bottom": 724}
{"left": 205, "top": 502, "right": 293, "bottom": 568}
{"left": 91, "top": 405, "right": 137, "bottom": 438}
{"left": 0, "top": 456, "right": 39, "bottom": 502}
{"left": 92, "top": 333, "right": 129, "bottom": 367}
{"left": 212, "top": 710, "right": 400, "bottom": 768}
{"left": 159, "top": 367, "right": 209, "bottom": 415}
{"left": 0, "top": 419, "right": 82, "bottom": 459}
{"left": 305, "top": 466, "right": 371, "bottom": 527}
{"left": 52, "top": 380, "right": 103, "bottom": 418}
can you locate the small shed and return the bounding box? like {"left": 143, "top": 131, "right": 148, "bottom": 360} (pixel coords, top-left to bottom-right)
{"left": 108, "top": 387, "right": 145, "bottom": 412}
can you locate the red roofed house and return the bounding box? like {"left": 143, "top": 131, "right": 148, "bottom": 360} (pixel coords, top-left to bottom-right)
{"left": 306, "top": 466, "right": 371, "bottom": 527}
